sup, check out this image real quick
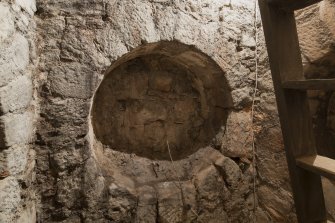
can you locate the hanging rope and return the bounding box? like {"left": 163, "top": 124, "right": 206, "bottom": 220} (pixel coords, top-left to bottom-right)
{"left": 251, "top": 0, "right": 259, "bottom": 220}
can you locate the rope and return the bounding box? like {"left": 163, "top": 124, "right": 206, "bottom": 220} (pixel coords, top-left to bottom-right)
{"left": 251, "top": 0, "right": 259, "bottom": 220}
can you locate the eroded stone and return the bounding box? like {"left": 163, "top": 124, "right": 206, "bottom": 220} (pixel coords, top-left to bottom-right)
{"left": 0, "top": 3, "right": 14, "bottom": 42}
{"left": 220, "top": 111, "right": 253, "bottom": 158}
{"left": 0, "top": 34, "right": 29, "bottom": 87}
{"left": 0, "top": 111, "right": 34, "bottom": 148}
{"left": 0, "top": 145, "right": 29, "bottom": 175}
{"left": 0, "top": 75, "right": 33, "bottom": 114}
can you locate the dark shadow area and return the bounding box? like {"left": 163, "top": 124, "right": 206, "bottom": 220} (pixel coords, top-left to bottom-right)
{"left": 91, "top": 41, "right": 233, "bottom": 160}
{"left": 304, "top": 50, "right": 335, "bottom": 159}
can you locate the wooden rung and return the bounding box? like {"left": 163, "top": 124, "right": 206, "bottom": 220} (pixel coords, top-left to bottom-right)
{"left": 268, "top": 0, "right": 322, "bottom": 11}
{"left": 296, "top": 155, "right": 335, "bottom": 180}
{"left": 282, "top": 79, "right": 335, "bottom": 90}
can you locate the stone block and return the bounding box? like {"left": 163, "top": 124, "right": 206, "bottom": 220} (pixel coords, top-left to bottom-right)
{"left": 241, "top": 31, "right": 256, "bottom": 48}
{"left": 231, "top": 87, "right": 252, "bottom": 109}
{"left": 0, "top": 111, "right": 34, "bottom": 148}
{"left": 0, "top": 3, "right": 15, "bottom": 42}
{"left": 194, "top": 165, "right": 227, "bottom": 211}
{"left": 0, "top": 33, "right": 29, "bottom": 87}
{"left": 157, "top": 181, "right": 197, "bottom": 222}
{"left": 17, "top": 202, "right": 36, "bottom": 223}
{"left": 14, "top": 0, "right": 36, "bottom": 16}
{"left": 258, "top": 186, "right": 294, "bottom": 222}
{"left": 220, "top": 111, "right": 253, "bottom": 158}
{"left": 0, "top": 75, "right": 33, "bottom": 114}
{"left": 0, "top": 177, "right": 20, "bottom": 215}
{"left": 0, "top": 145, "right": 29, "bottom": 175}
{"left": 49, "top": 64, "right": 98, "bottom": 99}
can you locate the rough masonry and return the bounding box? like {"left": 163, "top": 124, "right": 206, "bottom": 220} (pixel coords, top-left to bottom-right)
{"left": 0, "top": 0, "right": 334, "bottom": 222}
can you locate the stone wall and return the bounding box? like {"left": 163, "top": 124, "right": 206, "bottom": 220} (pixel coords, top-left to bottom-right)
{"left": 0, "top": 0, "right": 37, "bottom": 222}
{"left": 0, "top": 0, "right": 334, "bottom": 222}
{"left": 32, "top": 0, "right": 335, "bottom": 222}
{"left": 34, "top": 0, "right": 268, "bottom": 222}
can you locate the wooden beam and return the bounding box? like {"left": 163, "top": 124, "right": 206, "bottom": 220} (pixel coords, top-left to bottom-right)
{"left": 268, "top": 0, "right": 322, "bottom": 11}
{"left": 258, "top": 1, "right": 327, "bottom": 222}
{"left": 282, "top": 79, "right": 335, "bottom": 90}
{"left": 296, "top": 155, "right": 335, "bottom": 180}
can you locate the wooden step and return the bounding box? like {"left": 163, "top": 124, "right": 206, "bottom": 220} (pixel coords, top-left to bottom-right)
{"left": 268, "top": 0, "right": 322, "bottom": 11}
{"left": 282, "top": 79, "right": 335, "bottom": 90}
{"left": 296, "top": 155, "right": 335, "bottom": 180}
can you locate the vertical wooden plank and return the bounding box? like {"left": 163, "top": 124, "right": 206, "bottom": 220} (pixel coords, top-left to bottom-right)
{"left": 258, "top": 1, "right": 327, "bottom": 222}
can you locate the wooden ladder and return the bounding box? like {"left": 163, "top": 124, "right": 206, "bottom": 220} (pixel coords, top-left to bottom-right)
{"left": 258, "top": 0, "right": 335, "bottom": 222}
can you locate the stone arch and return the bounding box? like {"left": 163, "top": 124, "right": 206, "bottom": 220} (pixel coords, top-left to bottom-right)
{"left": 91, "top": 41, "right": 232, "bottom": 160}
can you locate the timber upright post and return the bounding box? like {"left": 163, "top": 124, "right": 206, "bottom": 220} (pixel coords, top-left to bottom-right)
{"left": 258, "top": 0, "right": 335, "bottom": 222}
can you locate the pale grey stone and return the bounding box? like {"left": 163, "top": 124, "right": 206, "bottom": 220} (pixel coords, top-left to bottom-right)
{"left": 231, "top": 87, "right": 253, "bottom": 108}
{"left": 0, "top": 33, "right": 29, "bottom": 87}
{"left": 17, "top": 202, "right": 36, "bottom": 223}
{"left": 0, "top": 75, "right": 33, "bottom": 114}
{"left": 15, "top": 0, "right": 36, "bottom": 16}
{"left": 0, "top": 145, "right": 29, "bottom": 175}
{"left": 0, "top": 3, "right": 15, "bottom": 43}
{"left": 0, "top": 177, "right": 20, "bottom": 215}
{"left": 214, "top": 156, "right": 242, "bottom": 186}
{"left": 0, "top": 111, "right": 34, "bottom": 148}
{"left": 157, "top": 181, "right": 197, "bottom": 223}
{"left": 241, "top": 32, "right": 256, "bottom": 48}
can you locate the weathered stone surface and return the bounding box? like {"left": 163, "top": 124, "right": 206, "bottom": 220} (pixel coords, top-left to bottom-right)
{"left": 0, "top": 177, "right": 21, "bottom": 221}
{"left": 15, "top": 0, "right": 36, "bottom": 16}
{"left": 136, "top": 186, "right": 157, "bottom": 223}
{"left": 0, "top": 111, "right": 34, "bottom": 148}
{"left": 320, "top": 0, "right": 335, "bottom": 36}
{"left": 197, "top": 208, "right": 229, "bottom": 223}
{"left": 257, "top": 186, "right": 295, "bottom": 222}
{"left": 214, "top": 156, "right": 242, "bottom": 186}
{"left": 157, "top": 181, "right": 197, "bottom": 223}
{"left": 0, "top": 3, "right": 14, "bottom": 43}
{"left": 256, "top": 127, "right": 290, "bottom": 188}
{"left": 0, "top": 145, "right": 29, "bottom": 175}
{"left": 49, "top": 64, "right": 98, "bottom": 99}
{"left": 194, "top": 165, "right": 227, "bottom": 212}
{"left": 0, "top": 0, "right": 35, "bottom": 222}
{"left": 220, "top": 111, "right": 253, "bottom": 158}
{"left": 17, "top": 202, "right": 36, "bottom": 223}
{"left": 0, "top": 75, "right": 33, "bottom": 114}
{"left": 55, "top": 169, "right": 83, "bottom": 212}
{"left": 106, "top": 183, "right": 137, "bottom": 222}
{"left": 231, "top": 87, "right": 253, "bottom": 109}
{"left": 0, "top": 33, "right": 29, "bottom": 87}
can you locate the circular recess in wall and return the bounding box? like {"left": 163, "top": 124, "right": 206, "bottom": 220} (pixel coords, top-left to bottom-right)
{"left": 91, "top": 41, "right": 232, "bottom": 160}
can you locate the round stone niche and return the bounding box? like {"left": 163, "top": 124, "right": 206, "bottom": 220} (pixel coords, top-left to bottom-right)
{"left": 91, "top": 41, "right": 232, "bottom": 160}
